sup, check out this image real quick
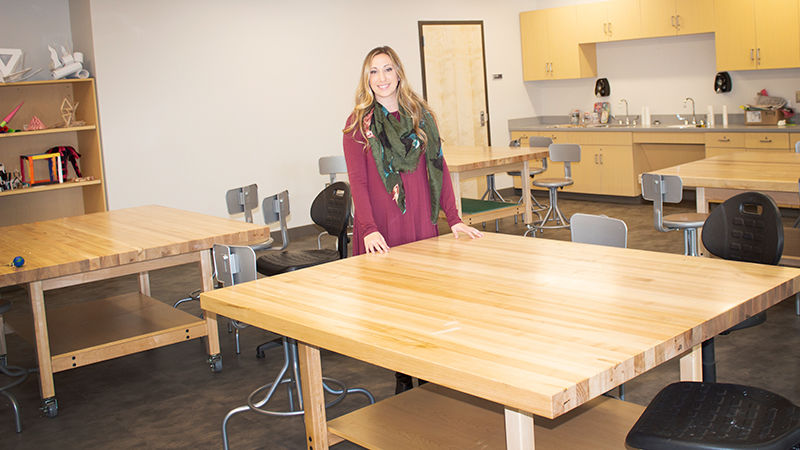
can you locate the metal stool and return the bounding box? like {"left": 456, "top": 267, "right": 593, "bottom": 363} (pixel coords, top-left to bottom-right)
{"left": 640, "top": 173, "right": 707, "bottom": 256}
{"left": 525, "top": 143, "right": 580, "bottom": 236}
{"left": 508, "top": 136, "right": 551, "bottom": 223}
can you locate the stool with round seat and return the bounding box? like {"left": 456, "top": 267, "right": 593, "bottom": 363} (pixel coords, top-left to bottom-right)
{"left": 641, "top": 173, "right": 708, "bottom": 256}
{"left": 525, "top": 143, "right": 580, "bottom": 236}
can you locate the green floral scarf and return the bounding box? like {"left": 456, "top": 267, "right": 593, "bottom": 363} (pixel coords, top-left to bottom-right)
{"left": 365, "top": 103, "right": 444, "bottom": 223}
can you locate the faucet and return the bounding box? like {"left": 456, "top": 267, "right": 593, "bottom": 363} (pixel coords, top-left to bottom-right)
{"left": 683, "top": 97, "right": 697, "bottom": 125}
{"left": 618, "top": 98, "right": 630, "bottom": 125}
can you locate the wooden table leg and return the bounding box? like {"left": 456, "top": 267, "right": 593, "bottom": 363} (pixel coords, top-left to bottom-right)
{"left": 200, "top": 250, "right": 221, "bottom": 369}
{"left": 298, "top": 342, "right": 329, "bottom": 450}
{"left": 679, "top": 344, "right": 702, "bottom": 381}
{"left": 28, "top": 280, "right": 58, "bottom": 415}
{"left": 505, "top": 406, "right": 535, "bottom": 449}
{"left": 138, "top": 272, "right": 151, "bottom": 296}
{"left": 451, "top": 171, "right": 463, "bottom": 218}
{"left": 521, "top": 160, "right": 533, "bottom": 225}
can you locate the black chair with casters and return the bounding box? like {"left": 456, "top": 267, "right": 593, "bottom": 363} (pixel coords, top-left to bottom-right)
{"left": 0, "top": 300, "right": 35, "bottom": 433}
{"left": 221, "top": 183, "right": 374, "bottom": 450}
{"left": 626, "top": 381, "right": 800, "bottom": 450}
{"left": 699, "top": 191, "right": 783, "bottom": 383}
{"left": 507, "top": 136, "right": 552, "bottom": 222}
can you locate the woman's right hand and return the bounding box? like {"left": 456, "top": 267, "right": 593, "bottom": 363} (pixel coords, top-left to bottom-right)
{"left": 364, "top": 231, "right": 390, "bottom": 254}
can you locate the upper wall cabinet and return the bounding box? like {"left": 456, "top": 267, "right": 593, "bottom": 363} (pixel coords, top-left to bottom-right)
{"left": 576, "top": 0, "right": 642, "bottom": 43}
{"left": 520, "top": 6, "right": 597, "bottom": 81}
{"left": 714, "top": 0, "right": 800, "bottom": 70}
{"left": 640, "top": 0, "right": 714, "bottom": 37}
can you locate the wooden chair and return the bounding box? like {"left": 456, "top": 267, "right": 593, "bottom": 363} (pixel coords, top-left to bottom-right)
{"left": 641, "top": 173, "right": 707, "bottom": 256}
{"left": 525, "top": 143, "right": 581, "bottom": 236}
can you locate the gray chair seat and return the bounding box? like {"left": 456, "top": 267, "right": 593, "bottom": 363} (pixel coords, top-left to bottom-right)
{"left": 507, "top": 165, "right": 547, "bottom": 178}
{"left": 532, "top": 177, "right": 573, "bottom": 189}
{"left": 662, "top": 212, "right": 708, "bottom": 229}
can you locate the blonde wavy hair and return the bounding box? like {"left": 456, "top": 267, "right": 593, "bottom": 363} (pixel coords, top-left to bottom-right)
{"left": 343, "top": 45, "right": 437, "bottom": 148}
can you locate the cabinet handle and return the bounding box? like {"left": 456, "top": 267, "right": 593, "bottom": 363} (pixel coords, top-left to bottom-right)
{"left": 671, "top": 15, "right": 676, "bottom": 28}
{"left": 603, "top": 22, "right": 608, "bottom": 35}
{"left": 760, "top": 138, "right": 772, "bottom": 143}
{"left": 599, "top": 153, "right": 603, "bottom": 165}
{"left": 608, "top": 22, "right": 612, "bottom": 36}
{"left": 750, "top": 49, "right": 754, "bottom": 61}
{"left": 756, "top": 48, "right": 760, "bottom": 64}
{"left": 718, "top": 137, "right": 730, "bottom": 143}
{"left": 594, "top": 154, "right": 599, "bottom": 164}
{"left": 676, "top": 15, "right": 681, "bottom": 30}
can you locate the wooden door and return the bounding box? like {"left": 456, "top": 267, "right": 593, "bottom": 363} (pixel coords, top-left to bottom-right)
{"left": 675, "top": 0, "right": 714, "bottom": 35}
{"left": 599, "top": 145, "right": 636, "bottom": 196}
{"left": 520, "top": 11, "right": 550, "bottom": 81}
{"left": 714, "top": 0, "right": 756, "bottom": 70}
{"left": 754, "top": 0, "right": 800, "bottom": 69}
{"left": 420, "top": 22, "right": 490, "bottom": 198}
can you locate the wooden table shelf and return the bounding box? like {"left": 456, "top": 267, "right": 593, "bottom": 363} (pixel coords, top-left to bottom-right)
{"left": 6, "top": 292, "right": 207, "bottom": 372}
{"left": 328, "top": 384, "right": 644, "bottom": 449}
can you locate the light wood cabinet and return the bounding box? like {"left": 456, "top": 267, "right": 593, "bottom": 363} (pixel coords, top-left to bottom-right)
{"left": 520, "top": 7, "right": 597, "bottom": 81}
{"left": 0, "top": 79, "right": 106, "bottom": 226}
{"left": 568, "top": 132, "right": 636, "bottom": 196}
{"left": 705, "top": 131, "right": 791, "bottom": 157}
{"left": 640, "top": 0, "right": 714, "bottom": 37}
{"left": 577, "top": 0, "right": 643, "bottom": 43}
{"left": 714, "top": 0, "right": 800, "bottom": 71}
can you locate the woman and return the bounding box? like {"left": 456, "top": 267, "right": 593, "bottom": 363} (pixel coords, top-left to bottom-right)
{"left": 342, "top": 45, "right": 483, "bottom": 393}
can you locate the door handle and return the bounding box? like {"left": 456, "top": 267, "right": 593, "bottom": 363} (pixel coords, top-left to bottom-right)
{"left": 480, "top": 111, "right": 486, "bottom": 127}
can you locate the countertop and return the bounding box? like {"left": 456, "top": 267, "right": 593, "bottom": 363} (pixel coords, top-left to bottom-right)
{"left": 508, "top": 115, "right": 800, "bottom": 134}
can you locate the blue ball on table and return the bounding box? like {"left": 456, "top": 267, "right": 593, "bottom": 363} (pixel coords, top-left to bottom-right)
{"left": 12, "top": 256, "right": 25, "bottom": 267}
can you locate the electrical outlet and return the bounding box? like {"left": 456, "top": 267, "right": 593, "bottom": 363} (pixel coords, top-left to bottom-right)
{"left": 796, "top": 90, "right": 800, "bottom": 103}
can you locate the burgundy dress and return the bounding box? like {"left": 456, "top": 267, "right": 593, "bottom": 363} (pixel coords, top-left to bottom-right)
{"left": 343, "top": 113, "right": 462, "bottom": 256}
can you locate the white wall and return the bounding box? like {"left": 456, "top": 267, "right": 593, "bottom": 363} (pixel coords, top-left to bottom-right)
{"left": 83, "top": 0, "right": 536, "bottom": 226}
{"left": 0, "top": 0, "right": 72, "bottom": 79}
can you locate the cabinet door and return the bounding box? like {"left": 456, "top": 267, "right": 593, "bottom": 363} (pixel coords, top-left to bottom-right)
{"left": 675, "top": 0, "right": 713, "bottom": 35}
{"left": 566, "top": 145, "right": 601, "bottom": 193}
{"left": 754, "top": 0, "right": 800, "bottom": 69}
{"left": 598, "top": 145, "right": 636, "bottom": 196}
{"left": 548, "top": 6, "right": 581, "bottom": 79}
{"left": 520, "top": 11, "right": 550, "bottom": 81}
{"left": 607, "top": 0, "right": 643, "bottom": 41}
{"left": 714, "top": 0, "right": 756, "bottom": 71}
{"left": 641, "top": 0, "right": 678, "bottom": 37}
{"left": 576, "top": 2, "right": 610, "bottom": 43}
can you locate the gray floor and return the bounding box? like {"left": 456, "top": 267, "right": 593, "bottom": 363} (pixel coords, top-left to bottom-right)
{"left": 1, "top": 191, "right": 799, "bottom": 449}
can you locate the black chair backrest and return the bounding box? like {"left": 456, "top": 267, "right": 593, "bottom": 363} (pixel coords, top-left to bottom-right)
{"left": 702, "top": 192, "right": 784, "bottom": 265}
{"left": 310, "top": 181, "right": 351, "bottom": 259}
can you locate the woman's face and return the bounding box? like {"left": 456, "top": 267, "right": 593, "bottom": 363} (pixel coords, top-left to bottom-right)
{"left": 368, "top": 53, "right": 399, "bottom": 105}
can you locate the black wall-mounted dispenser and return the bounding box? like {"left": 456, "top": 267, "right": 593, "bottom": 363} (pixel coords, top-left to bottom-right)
{"left": 714, "top": 72, "right": 732, "bottom": 93}
{"left": 594, "top": 78, "right": 610, "bottom": 97}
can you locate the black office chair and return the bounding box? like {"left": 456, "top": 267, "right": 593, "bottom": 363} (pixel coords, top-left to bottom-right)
{"left": 700, "top": 191, "right": 783, "bottom": 383}
{"left": 627, "top": 381, "right": 800, "bottom": 450}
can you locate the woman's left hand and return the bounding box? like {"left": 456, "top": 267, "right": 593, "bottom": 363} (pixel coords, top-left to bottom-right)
{"left": 451, "top": 222, "right": 483, "bottom": 239}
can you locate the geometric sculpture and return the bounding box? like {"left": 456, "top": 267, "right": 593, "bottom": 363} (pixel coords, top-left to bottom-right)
{"left": 19, "top": 153, "right": 63, "bottom": 185}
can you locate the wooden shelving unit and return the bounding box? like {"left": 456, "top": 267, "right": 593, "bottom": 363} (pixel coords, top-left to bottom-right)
{"left": 0, "top": 78, "right": 106, "bottom": 226}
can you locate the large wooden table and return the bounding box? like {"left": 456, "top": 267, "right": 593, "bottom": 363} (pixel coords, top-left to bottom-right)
{"left": 0, "top": 205, "right": 269, "bottom": 416}
{"left": 651, "top": 151, "right": 800, "bottom": 214}
{"left": 443, "top": 145, "right": 548, "bottom": 226}
{"left": 200, "top": 233, "right": 800, "bottom": 448}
